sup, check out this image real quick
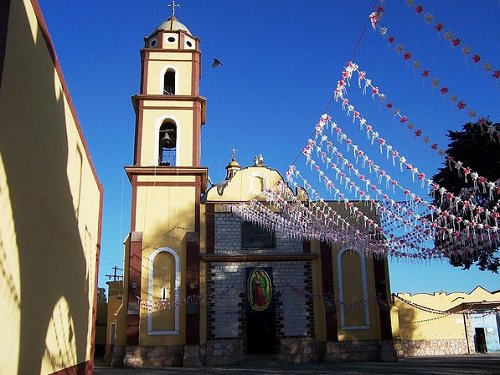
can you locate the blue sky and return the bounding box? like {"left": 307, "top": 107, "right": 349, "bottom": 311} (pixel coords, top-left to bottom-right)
{"left": 37, "top": 0, "right": 499, "bottom": 294}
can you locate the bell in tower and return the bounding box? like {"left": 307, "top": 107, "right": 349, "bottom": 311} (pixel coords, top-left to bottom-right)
{"left": 158, "top": 122, "right": 177, "bottom": 166}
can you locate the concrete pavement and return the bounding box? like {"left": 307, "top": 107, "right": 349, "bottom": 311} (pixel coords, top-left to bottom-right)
{"left": 94, "top": 353, "right": 500, "bottom": 374}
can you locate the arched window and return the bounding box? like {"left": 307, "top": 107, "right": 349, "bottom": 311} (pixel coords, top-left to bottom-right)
{"left": 337, "top": 248, "right": 370, "bottom": 329}
{"left": 147, "top": 248, "right": 180, "bottom": 335}
{"left": 158, "top": 121, "right": 176, "bottom": 166}
{"left": 163, "top": 69, "right": 175, "bottom": 95}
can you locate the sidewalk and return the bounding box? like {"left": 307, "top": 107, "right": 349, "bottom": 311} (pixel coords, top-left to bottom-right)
{"left": 94, "top": 353, "right": 500, "bottom": 374}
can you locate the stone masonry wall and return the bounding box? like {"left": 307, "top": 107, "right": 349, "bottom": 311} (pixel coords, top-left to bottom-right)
{"left": 207, "top": 263, "right": 243, "bottom": 339}
{"left": 326, "top": 340, "right": 398, "bottom": 362}
{"left": 122, "top": 345, "right": 184, "bottom": 367}
{"left": 214, "top": 213, "right": 302, "bottom": 253}
{"left": 401, "top": 339, "right": 468, "bottom": 356}
{"left": 206, "top": 261, "right": 311, "bottom": 339}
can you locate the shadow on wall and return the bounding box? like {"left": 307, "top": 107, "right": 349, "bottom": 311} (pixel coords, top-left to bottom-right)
{"left": 394, "top": 295, "right": 417, "bottom": 349}
{"left": 0, "top": 1, "right": 91, "bottom": 373}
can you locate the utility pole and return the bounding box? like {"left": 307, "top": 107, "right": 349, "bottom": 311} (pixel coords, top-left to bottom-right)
{"left": 105, "top": 266, "right": 123, "bottom": 281}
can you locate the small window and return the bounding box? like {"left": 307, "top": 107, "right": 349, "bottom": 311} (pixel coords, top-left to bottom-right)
{"left": 242, "top": 221, "right": 275, "bottom": 249}
{"left": 163, "top": 69, "right": 175, "bottom": 95}
{"left": 186, "top": 40, "right": 193, "bottom": 47}
{"left": 161, "top": 287, "right": 170, "bottom": 301}
{"left": 167, "top": 36, "right": 176, "bottom": 43}
{"left": 149, "top": 38, "right": 158, "bottom": 47}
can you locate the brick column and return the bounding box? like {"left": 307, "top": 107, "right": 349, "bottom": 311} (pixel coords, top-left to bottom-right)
{"left": 186, "top": 232, "right": 200, "bottom": 345}
{"left": 126, "top": 232, "right": 142, "bottom": 345}
{"left": 206, "top": 203, "right": 214, "bottom": 254}
{"left": 373, "top": 258, "right": 392, "bottom": 340}
{"left": 320, "top": 242, "right": 338, "bottom": 341}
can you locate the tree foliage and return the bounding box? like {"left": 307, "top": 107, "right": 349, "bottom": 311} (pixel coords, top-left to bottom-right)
{"left": 432, "top": 120, "right": 500, "bottom": 272}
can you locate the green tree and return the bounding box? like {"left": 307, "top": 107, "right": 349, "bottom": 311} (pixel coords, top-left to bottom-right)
{"left": 432, "top": 120, "right": 500, "bottom": 272}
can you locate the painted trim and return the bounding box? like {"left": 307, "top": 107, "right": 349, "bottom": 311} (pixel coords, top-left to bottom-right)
{"left": 140, "top": 49, "right": 149, "bottom": 94}
{"left": 130, "top": 179, "right": 137, "bottom": 231}
{"left": 133, "top": 104, "right": 143, "bottom": 165}
{"left": 200, "top": 253, "right": 317, "bottom": 262}
{"left": 147, "top": 57, "right": 197, "bottom": 63}
{"left": 131, "top": 181, "right": 200, "bottom": 187}
{"left": 125, "top": 166, "right": 208, "bottom": 181}
{"left": 126, "top": 166, "right": 208, "bottom": 174}
{"left": 192, "top": 101, "right": 201, "bottom": 165}
{"left": 179, "top": 32, "right": 185, "bottom": 51}
{"left": 133, "top": 94, "right": 206, "bottom": 103}
{"left": 246, "top": 171, "right": 270, "bottom": 194}
{"left": 147, "top": 247, "right": 180, "bottom": 335}
{"left": 141, "top": 105, "right": 196, "bottom": 110}
{"left": 157, "top": 31, "right": 164, "bottom": 52}
{"left": 191, "top": 49, "right": 200, "bottom": 95}
{"left": 195, "top": 176, "right": 201, "bottom": 233}
{"left": 337, "top": 247, "right": 370, "bottom": 330}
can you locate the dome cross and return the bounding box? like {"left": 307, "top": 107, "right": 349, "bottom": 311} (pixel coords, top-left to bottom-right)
{"left": 168, "top": 0, "right": 180, "bottom": 17}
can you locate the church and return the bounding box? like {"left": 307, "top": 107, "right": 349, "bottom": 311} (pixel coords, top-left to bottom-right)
{"left": 111, "top": 8, "right": 398, "bottom": 367}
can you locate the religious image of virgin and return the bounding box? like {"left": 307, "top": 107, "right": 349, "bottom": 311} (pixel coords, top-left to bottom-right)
{"left": 248, "top": 268, "right": 271, "bottom": 311}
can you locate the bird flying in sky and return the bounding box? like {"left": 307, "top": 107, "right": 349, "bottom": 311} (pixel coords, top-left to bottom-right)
{"left": 211, "top": 58, "right": 223, "bottom": 68}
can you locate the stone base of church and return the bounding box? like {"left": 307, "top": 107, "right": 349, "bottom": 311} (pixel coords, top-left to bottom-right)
{"left": 205, "top": 338, "right": 244, "bottom": 366}
{"left": 400, "top": 339, "right": 468, "bottom": 357}
{"left": 325, "top": 340, "right": 398, "bottom": 362}
{"left": 110, "top": 346, "right": 125, "bottom": 367}
{"left": 279, "top": 337, "right": 320, "bottom": 363}
{"left": 112, "top": 339, "right": 400, "bottom": 368}
{"left": 122, "top": 345, "right": 184, "bottom": 367}
{"left": 183, "top": 345, "right": 203, "bottom": 367}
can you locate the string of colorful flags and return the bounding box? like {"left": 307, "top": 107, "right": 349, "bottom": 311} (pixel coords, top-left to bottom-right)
{"left": 401, "top": 0, "right": 500, "bottom": 82}
{"left": 227, "top": 115, "right": 498, "bottom": 261}
{"left": 334, "top": 62, "right": 499, "bottom": 203}
{"left": 135, "top": 281, "right": 391, "bottom": 313}
{"left": 369, "top": 5, "right": 500, "bottom": 142}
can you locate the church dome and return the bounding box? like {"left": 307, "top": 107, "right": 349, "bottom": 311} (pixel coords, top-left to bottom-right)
{"left": 156, "top": 15, "right": 191, "bottom": 34}
{"left": 226, "top": 159, "right": 240, "bottom": 169}
{"left": 224, "top": 157, "right": 241, "bottom": 180}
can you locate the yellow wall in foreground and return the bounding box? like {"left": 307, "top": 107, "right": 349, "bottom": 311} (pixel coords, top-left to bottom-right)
{"left": 0, "top": 1, "right": 102, "bottom": 374}
{"left": 395, "top": 287, "right": 498, "bottom": 341}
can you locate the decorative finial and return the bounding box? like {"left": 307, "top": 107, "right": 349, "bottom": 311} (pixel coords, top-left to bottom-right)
{"left": 231, "top": 147, "right": 238, "bottom": 161}
{"left": 168, "top": 0, "right": 180, "bottom": 17}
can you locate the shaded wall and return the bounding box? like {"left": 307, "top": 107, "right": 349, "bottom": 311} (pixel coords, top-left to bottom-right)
{"left": 395, "top": 287, "right": 500, "bottom": 356}
{"left": 0, "top": 0, "right": 103, "bottom": 373}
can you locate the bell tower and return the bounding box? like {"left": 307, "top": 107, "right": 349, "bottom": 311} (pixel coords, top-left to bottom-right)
{"left": 131, "top": 5, "right": 205, "bottom": 168}
{"left": 123, "top": 2, "right": 207, "bottom": 355}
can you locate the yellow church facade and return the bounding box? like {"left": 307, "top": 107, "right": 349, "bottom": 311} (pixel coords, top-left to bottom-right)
{"left": 0, "top": 1, "right": 103, "bottom": 374}
{"left": 111, "top": 13, "right": 397, "bottom": 367}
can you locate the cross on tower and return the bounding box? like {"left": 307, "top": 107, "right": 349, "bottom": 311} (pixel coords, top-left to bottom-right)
{"left": 168, "top": 0, "right": 180, "bottom": 17}
{"left": 231, "top": 147, "right": 238, "bottom": 161}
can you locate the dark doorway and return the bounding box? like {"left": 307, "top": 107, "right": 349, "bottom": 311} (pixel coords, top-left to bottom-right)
{"left": 246, "top": 312, "right": 277, "bottom": 354}
{"left": 475, "top": 328, "right": 487, "bottom": 353}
